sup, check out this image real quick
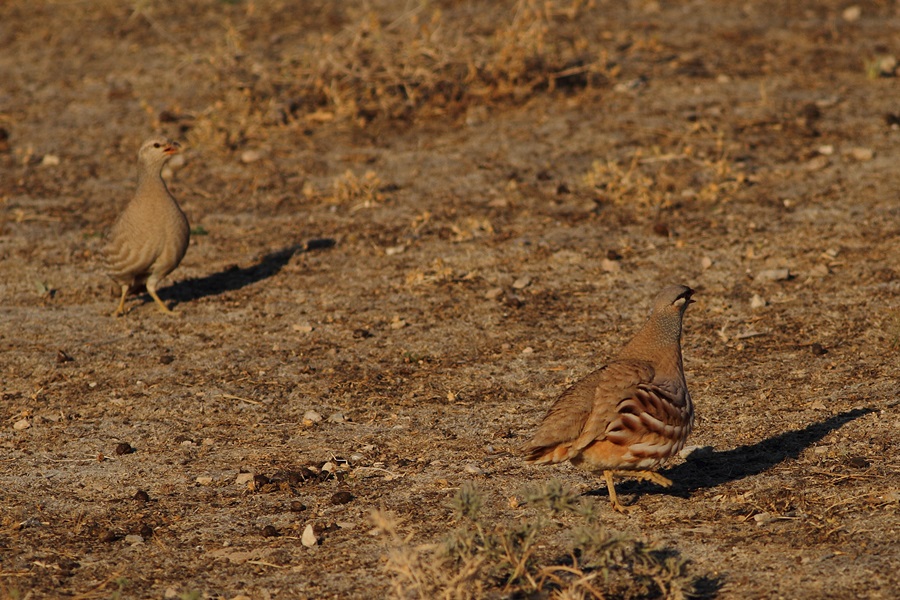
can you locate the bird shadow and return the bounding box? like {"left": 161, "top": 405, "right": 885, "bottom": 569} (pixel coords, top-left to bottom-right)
{"left": 587, "top": 407, "right": 874, "bottom": 502}
{"left": 158, "top": 238, "right": 335, "bottom": 306}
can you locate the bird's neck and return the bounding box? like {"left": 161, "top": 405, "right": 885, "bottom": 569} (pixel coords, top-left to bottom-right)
{"left": 617, "top": 317, "right": 684, "bottom": 378}
{"left": 136, "top": 168, "right": 170, "bottom": 198}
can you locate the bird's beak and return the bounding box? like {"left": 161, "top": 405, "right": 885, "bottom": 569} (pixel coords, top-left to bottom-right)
{"left": 163, "top": 142, "right": 181, "bottom": 155}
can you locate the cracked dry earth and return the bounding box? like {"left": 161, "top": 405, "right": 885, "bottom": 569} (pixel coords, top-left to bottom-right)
{"left": 1, "top": 1, "right": 899, "bottom": 599}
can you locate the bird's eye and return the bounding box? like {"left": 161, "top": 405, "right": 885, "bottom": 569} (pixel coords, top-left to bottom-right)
{"left": 153, "top": 143, "right": 161, "bottom": 148}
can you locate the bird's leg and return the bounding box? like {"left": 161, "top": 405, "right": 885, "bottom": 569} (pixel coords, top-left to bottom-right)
{"left": 602, "top": 470, "right": 672, "bottom": 512}
{"left": 603, "top": 470, "right": 631, "bottom": 513}
{"left": 146, "top": 282, "right": 175, "bottom": 314}
{"left": 113, "top": 285, "right": 129, "bottom": 316}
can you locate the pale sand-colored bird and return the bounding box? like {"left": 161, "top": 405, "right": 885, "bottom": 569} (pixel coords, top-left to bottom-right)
{"left": 105, "top": 137, "right": 190, "bottom": 316}
{"left": 522, "top": 284, "right": 695, "bottom": 512}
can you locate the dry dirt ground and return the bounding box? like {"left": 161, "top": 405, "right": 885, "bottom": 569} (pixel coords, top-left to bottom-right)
{"left": 1, "top": 1, "right": 899, "bottom": 599}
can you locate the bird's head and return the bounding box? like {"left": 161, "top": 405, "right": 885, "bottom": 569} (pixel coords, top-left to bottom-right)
{"left": 138, "top": 137, "right": 181, "bottom": 166}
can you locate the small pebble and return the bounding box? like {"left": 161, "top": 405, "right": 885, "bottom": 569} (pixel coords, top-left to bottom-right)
{"left": 753, "top": 512, "right": 775, "bottom": 526}
{"left": 13, "top": 418, "right": 31, "bottom": 430}
{"left": 551, "top": 250, "right": 583, "bottom": 264}
{"left": 301, "top": 524, "right": 318, "bottom": 547}
{"left": 240, "top": 149, "right": 263, "bottom": 163}
{"left": 842, "top": 5, "right": 861, "bottom": 21}
{"left": 290, "top": 500, "right": 307, "bottom": 512}
{"left": 750, "top": 294, "right": 767, "bottom": 309}
{"left": 512, "top": 276, "right": 531, "bottom": 290}
{"left": 848, "top": 147, "right": 874, "bottom": 162}
{"left": 872, "top": 55, "right": 897, "bottom": 77}
{"left": 701, "top": 256, "right": 713, "bottom": 270}
{"left": 303, "top": 410, "right": 323, "bottom": 423}
{"left": 124, "top": 534, "right": 144, "bottom": 545}
{"left": 809, "top": 264, "right": 830, "bottom": 278}
{"left": 195, "top": 476, "right": 214, "bottom": 486}
{"left": 485, "top": 287, "right": 504, "bottom": 300}
{"left": 464, "top": 464, "right": 485, "bottom": 476}
{"left": 328, "top": 412, "right": 346, "bottom": 423}
{"left": 755, "top": 268, "right": 791, "bottom": 282}
{"left": 167, "top": 153, "right": 186, "bottom": 170}
{"left": 41, "top": 154, "right": 60, "bottom": 167}
{"left": 235, "top": 472, "right": 255, "bottom": 486}
{"left": 803, "top": 155, "right": 829, "bottom": 171}
{"left": 679, "top": 445, "right": 714, "bottom": 460}
{"left": 601, "top": 258, "right": 621, "bottom": 273}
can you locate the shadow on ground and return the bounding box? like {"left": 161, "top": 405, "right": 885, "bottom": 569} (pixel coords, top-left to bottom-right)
{"left": 158, "top": 239, "right": 335, "bottom": 305}
{"left": 593, "top": 407, "right": 875, "bottom": 501}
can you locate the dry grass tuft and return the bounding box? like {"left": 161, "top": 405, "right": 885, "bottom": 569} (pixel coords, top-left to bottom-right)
{"left": 289, "top": 0, "right": 612, "bottom": 122}
{"left": 374, "top": 481, "right": 710, "bottom": 599}
{"left": 331, "top": 170, "right": 386, "bottom": 207}
{"left": 582, "top": 124, "right": 747, "bottom": 207}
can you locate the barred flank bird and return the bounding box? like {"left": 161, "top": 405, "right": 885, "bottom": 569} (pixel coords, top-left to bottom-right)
{"left": 522, "top": 285, "right": 696, "bottom": 512}
{"left": 105, "top": 137, "right": 190, "bottom": 316}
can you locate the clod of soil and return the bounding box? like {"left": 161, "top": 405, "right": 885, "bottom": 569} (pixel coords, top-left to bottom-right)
{"left": 330, "top": 491, "right": 354, "bottom": 505}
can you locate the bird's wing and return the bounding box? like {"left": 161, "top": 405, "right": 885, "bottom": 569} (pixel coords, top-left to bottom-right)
{"left": 522, "top": 360, "right": 654, "bottom": 462}
{"left": 569, "top": 359, "right": 656, "bottom": 453}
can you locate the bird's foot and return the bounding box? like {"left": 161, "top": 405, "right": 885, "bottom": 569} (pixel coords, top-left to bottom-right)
{"left": 148, "top": 288, "right": 177, "bottom": 315}
{"left": 603, "top": 470, "right": 635, "bottom": 513}
{"left": 113, "top": 290, "right": 129, "bottom": 317}
{"left": 628, "top": 470, "right": 673, "bottom": 488}
{"left": 610, "top": 498, "right": 635, "bottom": 513}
